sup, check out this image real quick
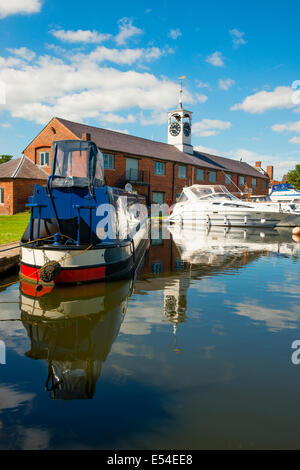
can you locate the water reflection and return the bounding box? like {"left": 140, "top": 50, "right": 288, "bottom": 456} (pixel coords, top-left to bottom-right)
{"left": 17, "top": 226, "right": 300, "bottom": 399}
{"left": 0, "top": 225, "right": 299, "bottom": 448}
{"left": 20, "top": 280, "right": 133, "bottom": 400}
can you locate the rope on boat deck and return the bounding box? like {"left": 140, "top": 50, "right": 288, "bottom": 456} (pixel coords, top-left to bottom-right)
{"left": 0, "top": 235, "right": 95, "bottom": 290}
{"left": 0, "top": 233, "right": 73, "bottom": 254}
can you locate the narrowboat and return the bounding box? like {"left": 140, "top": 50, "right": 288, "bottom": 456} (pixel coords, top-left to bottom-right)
{"left": 20, "top": 139, "right": 149, "bottom": 284}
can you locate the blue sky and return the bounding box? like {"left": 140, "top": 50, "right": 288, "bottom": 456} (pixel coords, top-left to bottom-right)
{"left": 0, "top": 0, "right": 300, "bottom": 178}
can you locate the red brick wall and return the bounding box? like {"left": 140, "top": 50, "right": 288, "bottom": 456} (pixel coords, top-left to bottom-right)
{"left": 23, "top": 118, "right": 269, "bottom": 203}
{"left": 13, "top": 178, "right": 47, "bottom": 214}
{"left": 0, "top": 180, "right": 13, "bottom": 215}
{"left": 0, "top": 178, "right": 46, "bottom": 215}
{"left": 24, "top": 118, "right": 77, "bottom": 174}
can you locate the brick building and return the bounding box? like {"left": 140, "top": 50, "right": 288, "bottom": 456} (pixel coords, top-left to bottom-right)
{"left": 0, "top": 156, "right": 48, "bottom": 215}
{"left": 23, "top": 101, "right": 269, "bottom": 204}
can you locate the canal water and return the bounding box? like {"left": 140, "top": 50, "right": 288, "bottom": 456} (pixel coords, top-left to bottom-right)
{"left": 0, "top": 227, "right": 299, "bottom": 450}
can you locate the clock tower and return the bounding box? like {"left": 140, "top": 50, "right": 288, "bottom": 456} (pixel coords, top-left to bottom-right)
{"left": 168, "top": 83, "right": 193, "bottom": 155}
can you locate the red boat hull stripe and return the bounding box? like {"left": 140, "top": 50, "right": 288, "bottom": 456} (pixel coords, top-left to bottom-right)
{"left": 21, "top": 264, "right": 106, "bottom": 283}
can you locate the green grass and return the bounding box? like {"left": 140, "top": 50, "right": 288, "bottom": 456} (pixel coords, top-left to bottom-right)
{"left": 0, "top": 212, "right": 30, "bottom": 244}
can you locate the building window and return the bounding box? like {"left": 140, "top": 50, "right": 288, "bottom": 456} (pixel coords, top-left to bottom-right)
{"left": 196, "top": 168, "right": 204, "bottom": 181}
{"left": 40, "top": 151, "right": 50, "bottom": 166}
{"left": 154, "top": 161, "right": 165, "bottom": 175}
{"left": 152, "top": 262, "right": 163, "bottom": 274}
{"left": 252, "top": 177, "right": 257, "bottom": 188}
{"left": 178, "top": 165, "right": 186, "bottom": 178}
{"left": 152, "top": 191, "right": 164, "bottom": 205}
{"left": 0, "top": 188, "right": 4, "bottom": 204}
{"left": 103, "top": 153, "right": 114, "bottom": 169}
{"left": 209, "top": 171, "right": 216, "bottom": 183}
{"left": 225, "top": 173, "right": 232, "bottom": 185}
{"left": 239, "top": 176, "right": 245, "bottom": 187}
{"left": 263, "top": 180, "right": 267, "bottom": 190}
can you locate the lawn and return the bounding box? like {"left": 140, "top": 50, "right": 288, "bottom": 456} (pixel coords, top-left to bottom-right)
{"left": 0, "top": 212, "right": 30, "bottom": 245}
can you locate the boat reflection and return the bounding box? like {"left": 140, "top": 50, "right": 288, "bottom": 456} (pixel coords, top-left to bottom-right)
{"left": 134, "top": 226, "right": 300, "bottom": 347}
{"left": 20, "top": 280, "right": 133, "bottom": 400}
{"left": 168, "top": 226, "right": 300, "bottom": 265}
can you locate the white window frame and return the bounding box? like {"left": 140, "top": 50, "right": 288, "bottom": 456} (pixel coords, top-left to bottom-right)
{"left": 0, "top": 188, "right": 4, "bottom": 204}
{"left": 154, "top": 161, "right": 165, "bottom": 176}
{"left": 103, "top": 153, "right": 114, "bottom": 170}
{"left": 252, "top": 178, "right": 257, "bottom": 188}
{"left": 40, "top": 151, "right": 50, "bottom": 167}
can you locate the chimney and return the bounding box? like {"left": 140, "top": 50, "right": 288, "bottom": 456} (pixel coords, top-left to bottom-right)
{"left": 266, "top": 165, "right": 274, "bottom": 180}
{"left": 255, "top": 161, "right": 262, "bottom": 168}
{"left": 82, "top": 132, "right": 91, "bottom": 141}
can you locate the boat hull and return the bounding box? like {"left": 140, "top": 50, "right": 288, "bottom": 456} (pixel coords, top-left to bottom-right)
{"left": 20, "top": 225, "right": 149, "bottom": 285}
{"left": 168, "top": 209, "right": 286, "bottom": 228}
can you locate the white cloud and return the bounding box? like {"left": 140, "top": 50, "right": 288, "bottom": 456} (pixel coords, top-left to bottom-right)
{"left": 51, "top": 29, "right": 111, "bottom": 43}
{"left": 225, "top": 148, "right": 299, "bottom": 178}
{"left": 272, "top": 121, "right": 300, "bottom": 133}
{"left": 231, "top": 86, "right": 295, "bottom": 113}
{"left": 168, "top": 28, "right": 182, "bottom": 40}
{"left": 193, "top": 119, "right": 231, "bottom": 137}
{"left": 0, "top": 123, "right": 11, "bottom": 128}
{"left": 99, "top": 113, "right": 136, "bottom": 124}
{"left": 229, "top": 28, "right": 246, "bottom": 47}
{"left": 194, "top": 145, "right": 222, "bottom": 156}
{"left": 75, "top": 45, "right": 170, "bottom": 66}
{"left": 219, "top": 78, "right": 235, "bottom": 91}
{"left": 115, "top": 17, "right": 143, "bottom": 46}
{"left": 196, "top": 80, "right": 210, "bottom": 89}
{"left": 0, "top": 48, "right": 194, "bottom": 125}
{"left": 195, "top": 93, "right": 208, "bottom": 103}
{"left": 139, "top": 110, "right": 166, "bottom": 126}
{"left": 0, "top": 0, "right": 41, "bottom": 18}
{"left": 6, "top": 47, "right": 36, "bottom": 61}
{"left": 229, "top": 299, "right": 300, "bottom": 332}
{"left": 206, "top": 51, "right": 224, "bottom": 67}
{"left": 289, "top": 136, "right": 300, "bottom": 144}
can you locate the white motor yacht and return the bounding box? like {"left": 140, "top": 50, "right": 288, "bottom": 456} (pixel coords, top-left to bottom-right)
{"left": 168, "top": 185, "right": 300, "bottom": 228}
{"left": 269, "top": 183, "right": 300, "bottom": 209}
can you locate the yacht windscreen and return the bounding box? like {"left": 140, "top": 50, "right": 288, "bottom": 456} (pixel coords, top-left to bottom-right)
{"left": 189, "top": 185, "right": 237, "bottom": 200}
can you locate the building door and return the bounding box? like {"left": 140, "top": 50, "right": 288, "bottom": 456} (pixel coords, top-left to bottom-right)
{"left": 126, "top": 158, "right": 138, "bottom": 181}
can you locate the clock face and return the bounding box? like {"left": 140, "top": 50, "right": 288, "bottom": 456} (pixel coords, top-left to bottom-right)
{"left": 169, "top": 121, "right": 181, "bottom": 136}
{"left": 183, "top": 122, "right": 191, "bottom": 137}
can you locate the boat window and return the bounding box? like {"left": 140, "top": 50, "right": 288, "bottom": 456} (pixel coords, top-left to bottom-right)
{"left": 188, "top": 185, "right": 238, "bottom": 201}
{"left": 52, "top": 141, "right": 104, "bottom": 188}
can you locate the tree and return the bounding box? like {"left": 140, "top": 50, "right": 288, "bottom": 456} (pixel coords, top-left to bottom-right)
{"left": 0, "top": 155, "right": 13, "bottom": 164}
{"left": 286, "top": 164, "right": 300, "bottom": 190}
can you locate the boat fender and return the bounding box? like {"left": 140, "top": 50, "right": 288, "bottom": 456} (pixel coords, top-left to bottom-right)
{"left": 292, "top": 226, "right": 300, "bottom": 236}
{"left": 39, "top": 262, "right": 61, "bottom": 283}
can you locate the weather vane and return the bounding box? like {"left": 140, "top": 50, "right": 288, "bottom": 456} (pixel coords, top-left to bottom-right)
{"left": 178, "top": 76, "right": 186, "bottom": 108}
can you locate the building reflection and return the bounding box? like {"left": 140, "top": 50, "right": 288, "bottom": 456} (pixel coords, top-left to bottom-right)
{"left": 137, "top": 225, "right": 300, "bottom": 347}
{"left": 20, "top": 280, "right": 133, "bottom": 400}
